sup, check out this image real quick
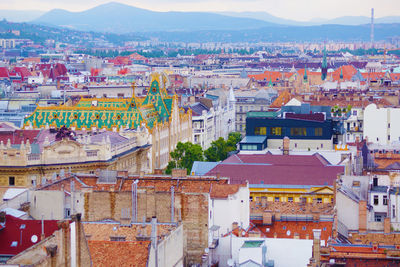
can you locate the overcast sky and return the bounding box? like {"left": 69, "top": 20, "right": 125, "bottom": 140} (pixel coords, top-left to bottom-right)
{"left": 1, "top": 0, "right": 400, "bottom": 21}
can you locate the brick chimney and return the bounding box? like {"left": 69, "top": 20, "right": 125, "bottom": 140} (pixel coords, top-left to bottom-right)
{"left": 283, "top": 137, "right": 290, "bottom": 155}
{"left": 171, "top": 169, "right": 187, "bottom": 178}
{"left": 359, "top": 200, "right": 367, "bottom": 232}
{"left": 384, "top": 217, "right": 391, "bottom": 234}
{"left": 312, "top": 229, "right": 322, "bottom": 266}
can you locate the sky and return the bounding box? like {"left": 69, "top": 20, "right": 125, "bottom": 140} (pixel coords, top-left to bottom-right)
{"left": 1, "top": 0, "right": 400, "bottom": 21}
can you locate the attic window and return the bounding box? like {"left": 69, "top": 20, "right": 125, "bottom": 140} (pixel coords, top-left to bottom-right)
{"left": 10, "top": 241, "right": 18, "bottom": 247}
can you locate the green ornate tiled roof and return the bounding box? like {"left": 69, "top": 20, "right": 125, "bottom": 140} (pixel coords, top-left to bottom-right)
{"left": 24, "top": 74, "right": 174, "bottom": 131}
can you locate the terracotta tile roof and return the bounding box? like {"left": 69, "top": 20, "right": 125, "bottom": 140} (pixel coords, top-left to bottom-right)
{"left": 361, "top": 72, "right": 386, "bottom": 81}
{"left": 210, "top": 184, "right": 245, "bottom": 199}
{"left": 297, "top": 69, "right": 321, "bottom": 77}
{"left": 248, "top": 71, "right": 283, "bottom": 82}
{"left": 0, "top": 214, "right": 59, "bottom": 256}
{"left": 269, "top": 90, "right": 293, "bottom": 108}
{"left": 331, "top": 65, "right": 357, "bottom": 81}
{"left": 88, "top": 240, "right": 150, "bottom": 267}
{"left": 252, "top": 220, "right": 332, "bottom": 242}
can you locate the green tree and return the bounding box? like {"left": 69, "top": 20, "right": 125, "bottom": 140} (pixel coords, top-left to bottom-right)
{"left": 204, "top": 132, "right": 242, "bottom": 162}
{"left": 204, "top": 137, "right": 228, "bottom": 162}
{"left": 165, "top": 142, "right": 204, "bottom": 175}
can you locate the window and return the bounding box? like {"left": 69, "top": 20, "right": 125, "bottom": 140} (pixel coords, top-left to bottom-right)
{"left": 383, "top": 195, "right": 388, "bottom": 205}
{"left": 374, "top": 195, "right": 379, "bottom": 205}
{"left": 255, "top": 127, "right": 266, "bottom": 135}
{"left": 317, "top": 198, "right": 322, "bottom": 203}
{"left": 65, "top": 208, "right": 71, "bottom": 218}
{"left": 275, "top": 197, "right": 280, "bottom": 202}
{"left": 323, "top": 227, "right": 327, "bottom": 231}
{"left": 388, "top": 135, "right": 391, "bottom": 141}
{"left": 270, "top": 127, "right": 282, "bottom": 136}
{"left": 353, "top": 110, "right": 357, "bottom": 116}
{"left": 302, "top": 226, "right": 306, "bottom": 230}
{"left": 374, "top": 213, "right": 383, "bottom": 222}
{"left": 393, "top": 205, "right": 396, "bottom": 218}
{"left": 315, "top": 128, "right": 323, "bottom": 136}
{"left": 249, "top": 196, "right": 253, "bottom": 202}
{"left": 388, "top": 123, "right": 391, "bottom": 129}
{"left": 291, "top": 128, "right": 307, "bottom": 136}
{"left": 9, "top": 176, "right": 15, "bottom": 186}
{"left": 282, "top": 226, "right": 286, "bottom": 230}
{"left": 288, "top": 197, "right": 293, "bottom": 202}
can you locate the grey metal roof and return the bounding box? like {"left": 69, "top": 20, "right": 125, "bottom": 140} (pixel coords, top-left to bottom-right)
{"left": 240, "top": 136, "right": 267, "bottom": 144}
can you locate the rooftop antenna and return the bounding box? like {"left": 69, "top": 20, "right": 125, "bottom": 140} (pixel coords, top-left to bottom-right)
{"left": 371, "top": 8, "right": 375, "bottom": 49}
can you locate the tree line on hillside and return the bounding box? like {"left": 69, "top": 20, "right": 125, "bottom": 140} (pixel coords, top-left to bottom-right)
{"left": 165, "top": 132, "right": 242, "bottom": 175}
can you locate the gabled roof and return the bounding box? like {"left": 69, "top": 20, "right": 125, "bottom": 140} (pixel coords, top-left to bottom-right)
{"left": 331, "top": 65, "right": 357, "bottom": 81}
{"left": 269, "top": 90, "right": 293, "bottom": 108}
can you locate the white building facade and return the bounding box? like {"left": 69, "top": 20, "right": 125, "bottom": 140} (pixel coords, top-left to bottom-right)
{"left": 363, "top": 104, "right": 400, "bottom": 145}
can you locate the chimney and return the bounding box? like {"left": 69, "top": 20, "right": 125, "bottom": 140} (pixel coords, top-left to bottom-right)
{"left": 283, "top": 137, "right": 290, "bottom": 155}
{"left": 0, "top": 211, "right": 6, "bottom": 227}
{"left": 154, "top": 169, "right": 163, "bottom": 175}
{"left": 232, "top": 222, "right": 239, "bottom": 231}
{"left": 262, "top": 244, "right": 267, "bottom": 267}
{"left": 359, "top": 200, "right": 367, "bottom": 232}
{"left": 171, "top": 169, "right": 187, "bottom": 178}
{"left": 151, "top": 217, "right": 158, "bottom": 249}
{"left": 46, "top": 244, "right": 58, "bottom": 267}
{"left": 384, "top": 217, "right": 391, "bottom": 234}
{"left": 312, "top": 229, "right": 322, "bottom": 266}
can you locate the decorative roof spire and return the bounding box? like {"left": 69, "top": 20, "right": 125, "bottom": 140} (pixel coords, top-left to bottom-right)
{"left": 303, "top": 65, "right": 308, "bottom": 82}
{"left": 321, "top": 46, "right": 328, "bottom": 81}
{"left": 340, "top": 66, "right": 344, "bottom": 80}
{"left": 268, "top": 76, "right": 273, "bottom": 88}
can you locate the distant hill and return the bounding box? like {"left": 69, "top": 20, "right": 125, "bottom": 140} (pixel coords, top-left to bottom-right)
{"left": 0, "top": 10, "right": 44, "bottom": 22}
{"left": 0, "top": 20, "right": 145, "bottom": 46}
{"left": 217, "top": 12, "right": 400, "bottom": 26}
{"left": 33, "top": 2, "right": 276, "bottom": 33}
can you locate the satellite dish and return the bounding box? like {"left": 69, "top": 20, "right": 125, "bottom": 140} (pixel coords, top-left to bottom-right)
{"left": 227, "top": 259, "right": 234, "bottom": 266}
{"left": 31, "top": 235, "right": 38, "bottom": 243}
{"left": 204, "top": 248, "right": 209, "bottom": 254}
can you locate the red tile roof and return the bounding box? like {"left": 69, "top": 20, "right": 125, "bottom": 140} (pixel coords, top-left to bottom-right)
{"left": 0, "top": 130, "right": 41, "bottom": 145}
{"left": 252, "top": 220, "right": 332, "bottom": 242}
{"left": 0, "top": 67, "right": 10, "bottom": 78}
{"left": 331, "top": 65, "right": 357, "bottom": 81}
{"left": 269, "top": 90, "right": 293, "bottom": 108}
{"left": 0, "top": 215, "right": 59, "bottom": 256}
{"left": 206, "top": 154, "right": 344, "bottom": 185}
{"left": 249, "top": 71, "right": 283, "bottom": 82}
{"left": 88, "top": 240, "right": 150, "bottom": 267}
